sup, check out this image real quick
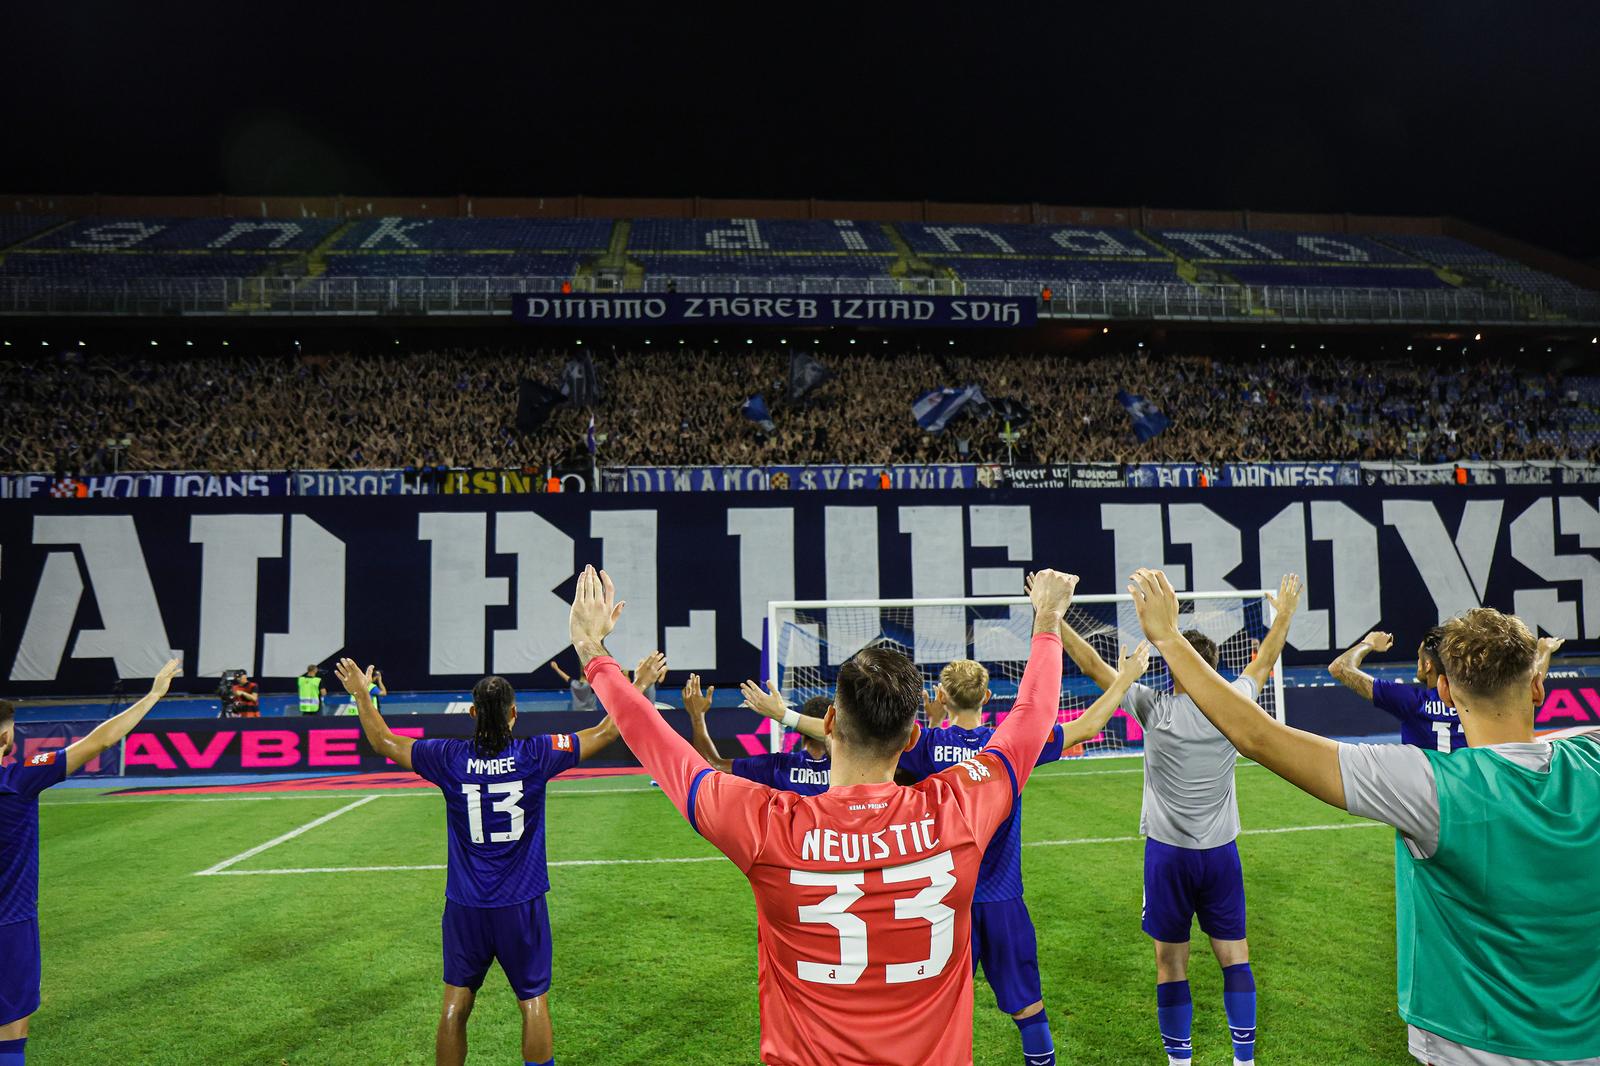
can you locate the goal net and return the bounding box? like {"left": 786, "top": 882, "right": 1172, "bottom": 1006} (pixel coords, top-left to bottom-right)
{"left": 766, "top": 592, "right": 1283, "bottom": 757}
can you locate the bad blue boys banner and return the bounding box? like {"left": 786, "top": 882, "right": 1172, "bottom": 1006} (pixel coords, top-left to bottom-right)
{"left": 513, "top": 293, "right": 1037, "bottom": 328}
{"left": 0, "top": 486, "right": 1596, "bottom": 696}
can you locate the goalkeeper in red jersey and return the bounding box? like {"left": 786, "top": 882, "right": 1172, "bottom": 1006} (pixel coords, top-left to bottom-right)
{"left": 572, "top": 564, "right": 1078, "bottom": 1066}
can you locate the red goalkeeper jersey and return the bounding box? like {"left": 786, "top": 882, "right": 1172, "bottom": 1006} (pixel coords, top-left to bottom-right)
{"left": 586, "top": 632, "right": 1063, "bottom": 1066}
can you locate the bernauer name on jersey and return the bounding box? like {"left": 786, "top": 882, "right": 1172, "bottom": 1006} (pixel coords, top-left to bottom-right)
{"left": 934, "top": 745, "right": 981, "bottom": 763}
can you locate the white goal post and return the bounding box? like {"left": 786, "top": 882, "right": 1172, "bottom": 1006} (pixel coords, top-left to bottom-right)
{"left": 765, "top": 591, "right": 1285, "bottom": 757}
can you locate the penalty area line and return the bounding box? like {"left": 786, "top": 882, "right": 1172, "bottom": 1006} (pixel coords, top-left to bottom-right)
{"left": 193, "top": 795, "right": 380, "bottom": 876}
{"left": 200, "top": 821, "right": 1388, "bottom": 878}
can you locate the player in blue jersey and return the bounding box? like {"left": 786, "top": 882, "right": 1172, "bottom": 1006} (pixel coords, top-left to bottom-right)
{"left": 885, "top": 650, "right": 1150, "bottom": 1065}
{"left": 334, "top": 658, "right": 622, "bottom": 1066}
{"left": 679, "top": 674, "right": 832, "bottom": 795}
{"left": 1331, "top": 628, "right": 1565, "bottom": 752}
{"left": 0, "top": 658, "right": 181, "bottom": 1066}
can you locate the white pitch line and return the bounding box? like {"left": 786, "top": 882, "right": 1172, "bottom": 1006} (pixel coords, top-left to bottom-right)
{"left": 206, "top": 821, "right": 1389, "bottom": 878}
{"left": 193, "top": 795, "right": 380, "bottom": 876}
{"left": 1026, "top": 821, "right": 1385, "bottom": 848}
{"left": 47, "top": 784, "right": 663, "bottom": 807}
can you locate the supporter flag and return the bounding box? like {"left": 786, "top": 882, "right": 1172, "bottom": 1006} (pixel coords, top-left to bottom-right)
{"left": 788, "top": 351, "right": 833, "bottom": 403}
{"left": 742, "top": 393, "right": 777, "bottom": 433}
{"left": 1116, "top": 389, "right": 1170, "bottom": 442}
{"left": 561, "top": 352, "right": 600, "bottom": 406}
{"left": 585, "top": 414, "right": 597, "bottom": 455}
{"left": 912, "top": 385, "right": 987, "bottom": 434}
{"left": 49, "top": 477, "right": 85, "bottom": 498}
{"left": 516, "top": 379, "right": 565, "bottom": 433}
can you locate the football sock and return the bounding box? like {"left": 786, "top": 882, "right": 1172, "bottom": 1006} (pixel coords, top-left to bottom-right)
{"left": 1015, "top": 1009, "right": 1055, "bottom": 1065}
{"left": 525, "top": 1060, "right": 552, "bottom": 1066}
{"left": 0, "top": 1037, "right": 25, "bottom": 1066}
{"left": 1156, "top": 980, "right": 1194, "bottom": 1063}
{"left": 1222, "top": 963, "right": 1257, "bottom": 1063}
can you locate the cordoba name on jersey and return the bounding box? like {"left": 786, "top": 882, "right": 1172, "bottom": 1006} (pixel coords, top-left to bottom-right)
{"left": 801, "top": 816, "right": 942, "bottom": 864}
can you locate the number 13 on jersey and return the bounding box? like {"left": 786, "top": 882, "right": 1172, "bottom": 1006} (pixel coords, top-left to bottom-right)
{"left": 789, "top": 851, "right": 957, "bottom": 985}
{"left": 461, "top": 782, "right": 526, "bottom": 843}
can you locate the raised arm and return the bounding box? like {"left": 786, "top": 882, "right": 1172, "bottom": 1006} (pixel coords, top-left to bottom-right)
{"left": 739, "top": 679, "right": 828, "bottom": 742}
{"left": 986, "top": 570, "right": 1074, "bottom": 786}
{"left": 683, "top": 673, "right": 733, "bottom": 773}
{"left": 571, "top": 566, "right": 713, "bottom": 821}
{"left": 335, "top": 658, "right": 413, "bottom": 770}
{"left": 1057, "top": 621, "right": 1119, "bottom": 691}
{"left": 574, "top": 715, "right": 621, "bottom": 762}
{"left": 1533, "top": 636, "right": 1565, "bottom": 684}
{"left": 1059, "top": 642, "right": 1150, "bottom": 749}
{"left": 634, "top": 650, "right": 668, "bottom": 694}
{"left": 67, "top": 658, "right": 182, "bottom": 774}
{"left": 1243, "top": 573, "right": 1301, "bottom": 691}
{"left": 1131, "top": 569, "right": 1346, "bottom": 809}
{"left": 1327, "top": 631, "right": 1391, "bottom": 702}
{"left": 549, "top": 660, "right": 574, "bottom": 685}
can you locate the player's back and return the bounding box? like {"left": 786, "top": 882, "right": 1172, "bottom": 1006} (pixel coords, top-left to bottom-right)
{"left": 727, "top": 764, "right": 1011, "bottom": 1066}
{"left": 411, "top": 734, "right": 578, "bottom": 907}
{"left": 0, "top": 750, "right": 66, "bottom": 924}
{"left": 1128, "top": 677, "right": 1258, "bottom": 849}
{"left": 901, "top": 723, "right": 1064, "bottom": 902}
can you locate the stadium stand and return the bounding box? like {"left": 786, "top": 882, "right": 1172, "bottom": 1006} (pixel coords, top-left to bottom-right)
{"left": 3, "top": 348, "right": 1594, "bottom": 474}
{"left": 2, "top": 213, "right": 1597, "bottom": 316}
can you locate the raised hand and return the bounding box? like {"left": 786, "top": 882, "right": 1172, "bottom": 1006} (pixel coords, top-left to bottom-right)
{"left": 1127, "top": 568, "right": 1182, "bottom": 643}
{"left": 1363, "top": 631, "right": 1395, "bottom": 652}
{"left": 1538, "top": 636, "right": 1566, "bottom": 657}
{"left": 1117, "top": 641, "right": 1152, "bottom": 682}
{"left": 682, "top": 673, "right": 714, "bottom": 717}
{"left": 569, "top": 564, "right": 626, "bottom": 650}
{"left": 334, "top": 657, "right": 374, "bottom": 697}
{"left": 147, "top": 657, "right": 183, "bottom": 698}
{"left": 1027, "top": 569, "right": 1080, "bottom": 619}
{"left": 738, "top": 679, "right": 790, "bottom": 721}
{"left": 634, "top": 651, "right": 668, "bottom": 691}
{"left": 1265, "top": 573, "right": 1303, "bottom": 619}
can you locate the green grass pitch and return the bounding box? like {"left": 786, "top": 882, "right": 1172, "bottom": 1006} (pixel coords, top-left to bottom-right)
{"left": 31, "top": 760, "right": 1413, "bottom": 1064}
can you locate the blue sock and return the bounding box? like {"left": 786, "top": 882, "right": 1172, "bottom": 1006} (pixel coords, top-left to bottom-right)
{"left": 0, "top": 1037, "right": 25, "bottom": 1066}
{"left": 524, "top": 1060, "right": 552, "bottom": 1066}
{"left": 1015, "top": 1009, "right": 1055, "bottom": 1065}
{"left": 1222, "top": 963, "right": 1257, "bottom": 1062}
{"left": 1156, "top": 981, "right": 1193, "bottom": 1062}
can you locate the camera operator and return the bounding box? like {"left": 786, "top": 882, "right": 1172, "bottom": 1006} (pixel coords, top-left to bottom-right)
{"left": 230, "top": 670, "right": 260, "bottom": 718}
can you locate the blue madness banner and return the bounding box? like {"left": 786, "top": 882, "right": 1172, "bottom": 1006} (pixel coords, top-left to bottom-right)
{"left": 512, "top": 293, "right": 1037, "bottom": 328}
{"left": 1, "top": 486, "right": 1596, "bottom": 697}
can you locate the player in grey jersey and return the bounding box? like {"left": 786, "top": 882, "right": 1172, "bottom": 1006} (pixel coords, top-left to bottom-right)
{"left": 1059, "top": 575, "right": 1300, "bottom": 1066}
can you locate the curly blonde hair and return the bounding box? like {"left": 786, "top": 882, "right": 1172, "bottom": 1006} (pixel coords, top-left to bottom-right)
{"left": 939, "top": 660, "right": 990, "bottom": 712}
{"left": 1438, "top": 608, "right": 1536, "bottom": 699}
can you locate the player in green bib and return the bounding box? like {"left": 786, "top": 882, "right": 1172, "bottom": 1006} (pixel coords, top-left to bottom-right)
{"left": 1126, "top": 568, "right": 1599, "bottom": 1066}
{"left": 297, "top": 665, "right": 326, "bottom": 715}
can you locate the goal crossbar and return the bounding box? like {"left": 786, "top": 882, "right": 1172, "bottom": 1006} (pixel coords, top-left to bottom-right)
{"left": 765, "top": 591, "right": 1285, "bottom": 756}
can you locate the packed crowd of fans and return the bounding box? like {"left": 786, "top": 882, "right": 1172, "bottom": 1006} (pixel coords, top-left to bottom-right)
{"left": 3, "top": 346, "right": 1594, "bottom": 474}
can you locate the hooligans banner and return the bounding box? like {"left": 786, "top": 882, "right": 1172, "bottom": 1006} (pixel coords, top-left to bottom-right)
{"left": 1, "top": 486, "right": 1597, "bottom": 695}
{"left": 512, "top": 293, "right": 1037, "bottom": 328}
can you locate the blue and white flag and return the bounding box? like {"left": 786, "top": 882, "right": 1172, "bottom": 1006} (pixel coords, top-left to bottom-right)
{"left": 742, "top": 393, "right": 776, "bottom": 433}
{"left": 788, "top": 350, "right": 834, "bottom": 403}
{"left": 912, "top": 384, "right": 987, "bottom": 434}
{"left": 585, "top": 414, "right": 597, "bottom": 455}
{"left": 1116, "top": 389, "right": 1170, "bottom": 442}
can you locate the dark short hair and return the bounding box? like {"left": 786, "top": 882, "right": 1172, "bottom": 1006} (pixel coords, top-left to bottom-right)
{"left": 1420, "top": 626, "right": 1445, "bottom": 671}
{"left": 800, "top": 696, "right": 830, "bottom": 719}
{"left": 1182, "top": 629, "right": 1219, "bottom": 670}
{"left": 834, "top": 647, "right": 923, "bottom": 757}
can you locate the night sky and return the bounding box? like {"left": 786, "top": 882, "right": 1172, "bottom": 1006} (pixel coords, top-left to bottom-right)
{"left": 6, "top": 1, "right": 1599, "bottom": 257}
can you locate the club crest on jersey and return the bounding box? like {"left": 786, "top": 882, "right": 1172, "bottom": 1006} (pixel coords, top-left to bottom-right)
{"left": 957, "top": 757, "right": 990, "bottom": 782}
{"left": 27, "top": 751, "right": 58, "bottom": 767}
{"left": 553, "top": 734, "right": 573, "bottom": 752}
